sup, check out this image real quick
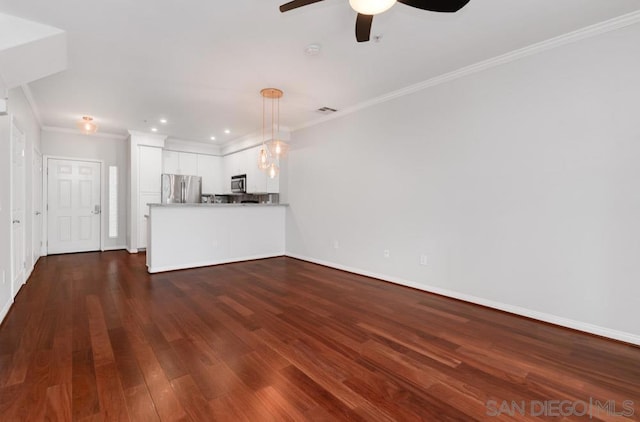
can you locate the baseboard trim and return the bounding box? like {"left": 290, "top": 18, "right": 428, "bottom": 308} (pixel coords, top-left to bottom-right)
{"left": 148, "top": 253, "right": 285, "bottom": 274}
{"left": 285, "top": 253, "right": 640, "bottom": 347}
{"left": 127, "top": 248, "right": 138, "bottom": 254}
{"left": 102, "top": 245, "right": 127, "bottom": 252}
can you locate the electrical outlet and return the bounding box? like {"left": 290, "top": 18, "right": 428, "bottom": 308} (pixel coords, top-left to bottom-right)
{"left": 420, "top": 255, "right": 428, "bottom": 266}
{"left": 333, "top": 240, "right": 339, "bottom": 249}
{"left": 383, "top": 249, "right": 390, "bottom": 258}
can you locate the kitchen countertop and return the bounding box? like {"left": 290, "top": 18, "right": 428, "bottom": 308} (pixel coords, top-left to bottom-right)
{"left": 148, "top": 203, "right": 288, "bottom": 208}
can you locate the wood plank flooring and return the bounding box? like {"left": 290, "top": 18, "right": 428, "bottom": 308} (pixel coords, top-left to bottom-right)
{"left": 0, "top": 251, "right": 638, "bottom": 421}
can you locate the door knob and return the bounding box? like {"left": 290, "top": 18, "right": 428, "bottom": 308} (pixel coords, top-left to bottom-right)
{"left": 35, "top": 211, "right": 41, "bottom": 216}
{"left": 92, "top": 205, "right": 101, "bottom": 214}
{"left": 12, "top": 220, "right": 20, "bottom": 224}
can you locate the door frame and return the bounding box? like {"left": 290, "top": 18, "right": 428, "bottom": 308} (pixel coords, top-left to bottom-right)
{"left": 32, "top": 146, "right": 43, "bottom": 264}
{"left": 43, "top": 155, "right": 105, "bottom": 255}
{"left": 9, "top": 115, "right": 26, "bottom": 296}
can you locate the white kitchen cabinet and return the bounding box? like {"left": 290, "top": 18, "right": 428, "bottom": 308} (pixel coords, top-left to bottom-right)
{"left": 163, "top": 150, "right": 198, "bottom": 175}
{"left": 197, "top": 154, "right": 222, "bottom": 194}
{"left": 226, "top": 151, "right": 244, "bottom": 176}
{"left": 180, "top": 152, "right": 198, "bottom": 175}
{"left": 138, "top": 145, "right": 163, "bottom": 249}
{"left": 222, "top": 152, "right": 244, "bottom": 193}
{"left": 162, "top": 150, "right": 180, "bottom": 174}
{"left": 221, "top": 146, "right": 281, "bottom": 193}
{"left": 139, "top": 146, "right": 163, "bottom": 192}
{"left": 245, "top": 146, "right": 262, "bottom": 193}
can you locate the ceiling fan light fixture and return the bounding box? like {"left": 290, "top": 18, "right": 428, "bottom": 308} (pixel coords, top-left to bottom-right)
{"left": 77, "top": 116, "right": 98, "bottom": 135}
{"left": 349, "top": 0, "right": 396, "bottom": 15}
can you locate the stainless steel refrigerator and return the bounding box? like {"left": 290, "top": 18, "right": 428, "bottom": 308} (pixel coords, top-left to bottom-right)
{"left": 161, "top": 174, "right": 202, "bottom": 203}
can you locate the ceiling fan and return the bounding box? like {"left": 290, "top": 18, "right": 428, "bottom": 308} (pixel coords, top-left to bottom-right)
{"left": 279, "top": 0, "right": 471, "bottom": 42}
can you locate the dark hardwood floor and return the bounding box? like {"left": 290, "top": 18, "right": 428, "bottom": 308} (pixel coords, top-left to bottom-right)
{"left": 0, "top": 251, "right": 638, "bottom": 421}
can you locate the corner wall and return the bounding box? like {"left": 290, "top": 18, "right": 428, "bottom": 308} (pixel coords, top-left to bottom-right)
{"left": 285, "top": 23, "right": 640, "bottom": 343}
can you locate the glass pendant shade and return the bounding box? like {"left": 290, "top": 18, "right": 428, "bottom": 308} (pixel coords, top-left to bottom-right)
{"left": 257, "top": 147, "right": 270, "bottom": 170}
{"left": 267, "top": 162, "right": 280, "bottom": 179}
{"left": 258, "top": 87, "right": 286, "bottom": 172}
{"left": 349, "top": 0, "right": 396, "bottom": 15}
{"left": 77, "top": 116, "right": 98, "bottom": 135}
{"left": 267, "top": 139, "right": 289, "bottom": 159}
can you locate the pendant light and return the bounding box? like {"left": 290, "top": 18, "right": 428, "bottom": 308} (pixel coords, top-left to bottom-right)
{"left": 267, "top": 162, "right": 280, "bottom": 179}
{"left": 77, "top": 116, "right": 98, "bottom": 135}
{"left": 258, "top": 88, "right": 287, "bottom": 179}
{"left": 267, "top": 91, "right": 289, "bottom": 160}
{"left": 257, "top": 92, "right": 271, "bottom": 170}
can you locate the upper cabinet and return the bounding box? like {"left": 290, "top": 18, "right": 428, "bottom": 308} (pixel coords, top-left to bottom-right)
{"left": 197, "top": 154, "right": 222, "bottom": 194}
{"left": 162, "top": 150, "right": 180, "bottom": 174}
{"left": 161, "top": 146, "right": 280, "bottom": 195}
{"left": 224, "top": 145, "right": 280, "bottom": 194}
{"left": 162, "top": 150, "right": 198, "bottom": 176}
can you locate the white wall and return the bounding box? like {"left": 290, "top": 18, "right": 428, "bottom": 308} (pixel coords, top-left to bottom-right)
{"left": 41, "top": 130, "right": 128, "bottom": 250}
{"left": 285, "top": 23, "right": 640, "bottom": 343}
{"left": 0, "top": 86, "right": 42, "bottom": 321}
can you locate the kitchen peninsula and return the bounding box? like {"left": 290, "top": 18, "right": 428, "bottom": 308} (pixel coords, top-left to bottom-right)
{"left": 146, "top": 203, "right": 286, "bottom": 273}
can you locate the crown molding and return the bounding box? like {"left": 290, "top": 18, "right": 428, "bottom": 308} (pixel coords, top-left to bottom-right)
{"left": 293, "top": 10, "right": 640, "bottom": 132}
{"left": 43, "top": 125, "right": 128, "bottom": 140}
{"left": 221, "top": 125, "right": 292, "bottom": 156}
{"left": 164, "top": 137, "right": 222, "bottom": 156}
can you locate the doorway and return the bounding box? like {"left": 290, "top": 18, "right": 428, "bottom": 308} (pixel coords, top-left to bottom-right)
{"left": 11, "top": 119, "right": 26, "bottom": 297}
{"left": 47, "top": 158, "right": 102, "bottom": 254}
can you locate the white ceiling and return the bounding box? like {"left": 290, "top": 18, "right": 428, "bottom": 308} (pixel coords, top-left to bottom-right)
{"left": 1, "top": 0, "right": 639, "bottom": 144}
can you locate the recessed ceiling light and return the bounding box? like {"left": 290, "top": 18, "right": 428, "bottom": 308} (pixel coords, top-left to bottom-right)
{"left": 210, "top": 136, "right": 216, "bottom": 141}
{"left": 224, "top": 129, "right": 231, "bottom": 134}
{"left": 151, "top": 127, "right": 158, "bottom": 132}
{"left": 160, "top": 119, "right": 167, "bottom": 124}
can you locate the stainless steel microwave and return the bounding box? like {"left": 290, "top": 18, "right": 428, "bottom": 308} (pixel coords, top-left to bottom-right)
{"left": 231, "top": 174, "right": 246, "bottom": 193}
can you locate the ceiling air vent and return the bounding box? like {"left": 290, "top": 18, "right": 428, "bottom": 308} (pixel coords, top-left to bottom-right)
{"left": 316, "top": 107, "right": 338, "bottom": 115}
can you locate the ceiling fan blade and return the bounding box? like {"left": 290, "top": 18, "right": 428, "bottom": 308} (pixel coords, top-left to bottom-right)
{"left": 279, "top": 0, "right": 325, "bottom": 13}
{"left": 355, "top": 14, "right": 373, "bottom": 43}
{"left": 397, "top": 0, "right": 470, "bottom": 13}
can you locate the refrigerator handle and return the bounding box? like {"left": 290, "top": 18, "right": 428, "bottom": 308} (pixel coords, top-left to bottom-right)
{"left": 181, "top": 179, "right": 186, "bottom": 203}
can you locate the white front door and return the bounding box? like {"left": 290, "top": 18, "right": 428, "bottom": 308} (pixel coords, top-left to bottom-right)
{"left": 33, "top": 150, "right": 43, "bottom": 263}
{"left": 11, "top": 120, "right": 26, "bottom": 297}
{"left": 47, "top": 159, "right": 101, "bottom": 254}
